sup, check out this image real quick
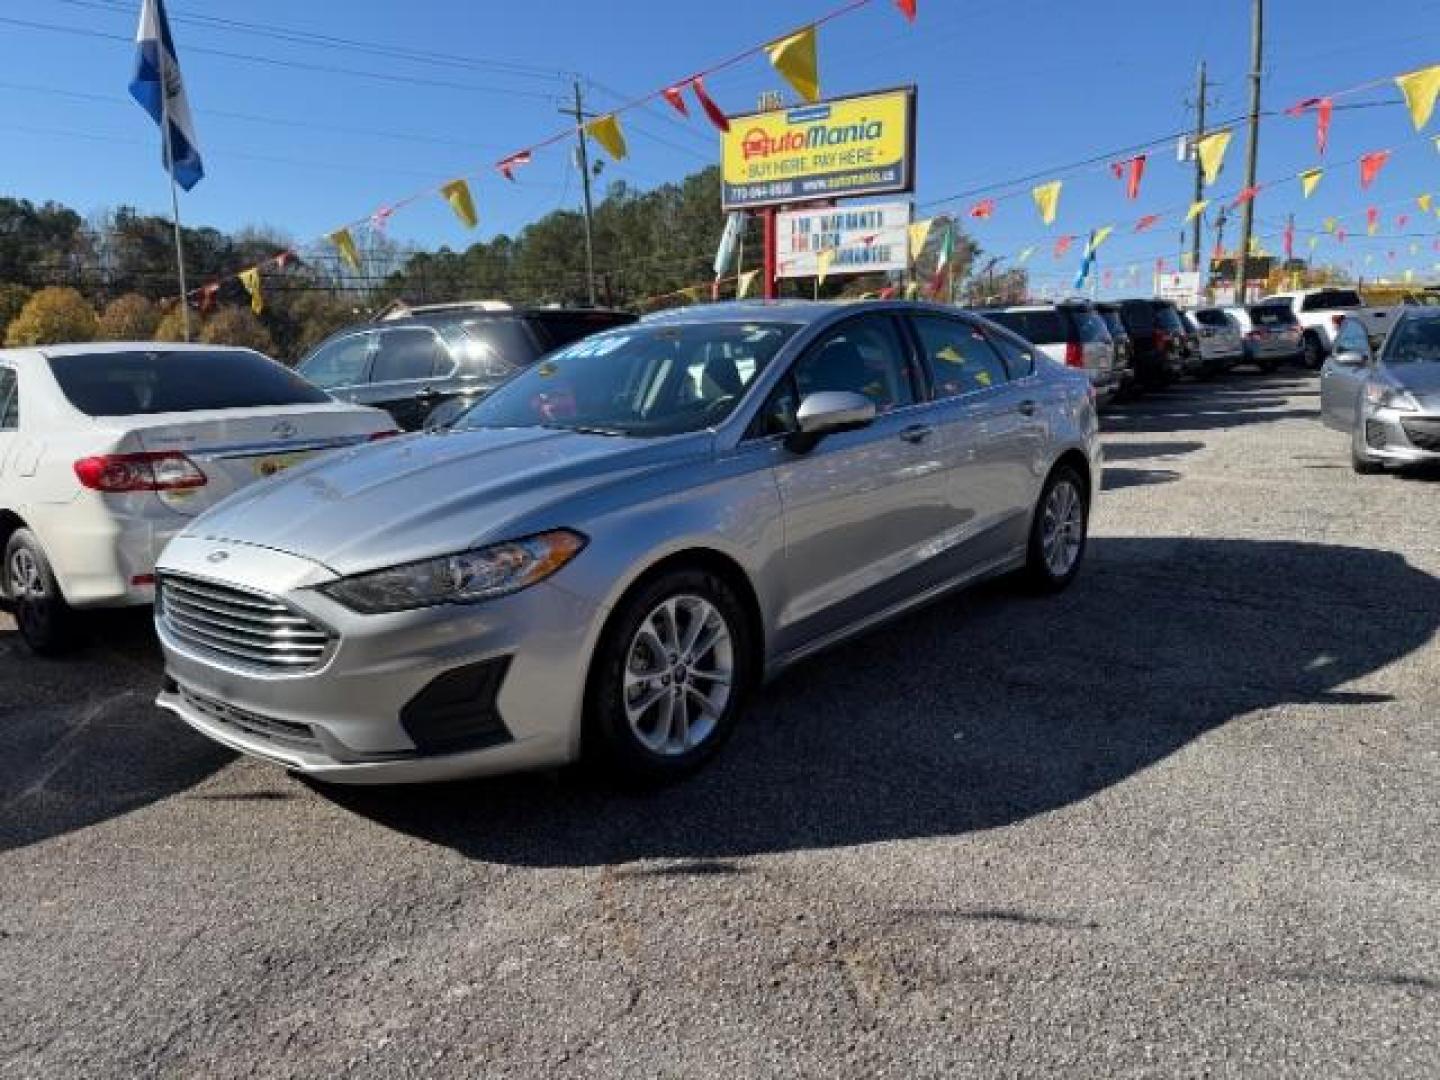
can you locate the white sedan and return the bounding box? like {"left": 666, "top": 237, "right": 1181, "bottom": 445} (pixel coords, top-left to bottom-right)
{"left": 0, "top": 343, "right": 396, "bottom": 654}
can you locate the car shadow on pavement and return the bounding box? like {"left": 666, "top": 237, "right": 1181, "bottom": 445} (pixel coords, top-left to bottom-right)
{"left": 328, "top": 536, "right": 1440, "bottom": 868}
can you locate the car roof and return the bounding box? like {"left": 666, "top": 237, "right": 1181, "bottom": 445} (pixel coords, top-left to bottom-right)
{"left": 0, "top": 342, "right": 255, "bottom": 360}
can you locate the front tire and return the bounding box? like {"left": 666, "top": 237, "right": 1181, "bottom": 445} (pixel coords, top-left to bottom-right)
{"left": 1023, "top": 465, "right": 1089, "bottom": 593}
{"left": 585, "top": 569, "right": 754, "bottom": 783}
{"left": 5, "top": 529, "right": 79, "bottom": 655}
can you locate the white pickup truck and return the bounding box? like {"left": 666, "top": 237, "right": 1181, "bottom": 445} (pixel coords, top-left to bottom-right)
{"left": 1261, "top": 288, "right": 1399, "bottom": 369}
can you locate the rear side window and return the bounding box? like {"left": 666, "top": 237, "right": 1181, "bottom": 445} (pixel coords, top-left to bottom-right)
{"left": 985, "top": 309, "right": 1066, "bottom": 345}
{"left": 984, "top": 327, "right": 1037, "bottom": 379}
{"left": 370, "top": 328, "right": 452, "bottom": 383}
{"left": 0, "top": 366, "right": 17, "bottom": 430}
{"left": 912, "top": 315, "right": 1009, "bottom": 399}
{"left": 47, "top": 350, "right": 329, "bottom": 416}
{"left": 299, "top": 333, "right": 371, "bottom": 390}
{"left": 1249, "top": 305, "right": 1296, "bottom": 327}
{"left": 1300, "top": 289, "right": 1361, "bottom": 312}
{"left": 528, "top": 312, "right": 636, "bottom": 351}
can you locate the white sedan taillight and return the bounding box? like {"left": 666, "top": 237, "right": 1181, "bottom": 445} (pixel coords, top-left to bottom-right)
{"left": 73, "top": 452, "right": 208, "bottom": 492}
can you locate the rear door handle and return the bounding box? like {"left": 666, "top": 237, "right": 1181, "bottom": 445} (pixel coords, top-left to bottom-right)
{"left": 899, "top": 424, "right": 934, "bottom": 444}
{"left": 1017, "top": 399, "right": 1038, "bottom": 417}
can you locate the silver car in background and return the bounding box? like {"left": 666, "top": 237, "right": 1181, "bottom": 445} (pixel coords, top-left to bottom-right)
{"left": 1321, "top": 309, "right": 1440, "bottom": 473}
{"left": 980, "top": 302, "right": 1124, "bottom": 408}
{"left": 1185, "top": 307, "right": 1244, "bottom": 376}
{"left": 154, "top": 301, "right": 1101, "bottom": 785}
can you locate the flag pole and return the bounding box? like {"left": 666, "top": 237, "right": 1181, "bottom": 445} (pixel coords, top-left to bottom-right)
{"left": 158, "top": 47, "right": 191, "bottom": 342}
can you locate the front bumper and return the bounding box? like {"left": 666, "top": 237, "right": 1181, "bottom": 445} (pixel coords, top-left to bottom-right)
{"left": 1359, "top": 410, "right": 1440, "bottom": 465}
{"left": 154, "top": 535, "right": 606, "bottom": 784}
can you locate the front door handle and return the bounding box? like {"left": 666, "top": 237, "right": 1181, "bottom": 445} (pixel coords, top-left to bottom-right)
{"left": 414, "top": 387, "right": 441, "bottom": 401}
{"left": 1017, "top": 399, "right": 1038, "bottom": 416}
{"left": 899, "top": 423, "right": 934, "bottom": 444}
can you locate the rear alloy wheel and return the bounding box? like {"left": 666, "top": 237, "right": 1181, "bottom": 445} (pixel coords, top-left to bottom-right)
{"left": 5, "top": 529, "right": 78, "bottom": 655}
{"left": 1023, "top": 466, "right": 1089, "bottom": 592}
{"left": 587, "top": 570, "right": 752, "bottom": 783}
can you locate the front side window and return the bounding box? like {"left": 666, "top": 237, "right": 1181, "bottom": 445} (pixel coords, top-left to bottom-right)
{"left": 793, "top": 315, "right": 917, "bottom": 412}
{"left": 912, "top": 315, "right": 1009, "bottom": 399}
{"left": 370, "top": 329, "right": 451, "bottom": 383}
{"left": 1383, "top": 318, "right": 1440, "bottom": 365}
{"left": 299, "top": 334, "right": 372, "bottom": 390}
{"left": 459, "top": 321, "right": 796, "bottom": 437}
{"left": 48, "top": 350, "right": 330, "bottom": 417}
{"left": 0, "top": 367, "right": 18, "bottom": 430}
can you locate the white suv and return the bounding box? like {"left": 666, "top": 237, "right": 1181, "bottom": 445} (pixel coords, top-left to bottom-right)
{"left": 0, "top": 343, "right": 394, "bottom": 654}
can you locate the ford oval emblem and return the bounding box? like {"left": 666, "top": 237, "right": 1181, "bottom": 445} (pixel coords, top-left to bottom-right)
{"left": 207, "top": 550, "right": 230, "bottom": 564}
{"left": 271, "top": 420, "right": 297, "bottom": 439}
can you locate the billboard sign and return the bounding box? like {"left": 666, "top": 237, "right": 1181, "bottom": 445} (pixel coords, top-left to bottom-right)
{"left": 721, "top": 87, "right": 916, "bottom": 210}
{"left": 1155, "top": 270, "right": 1202, "bottom": 307}
{"left": 776, "top": 201, "right": 910, "bottom": 279}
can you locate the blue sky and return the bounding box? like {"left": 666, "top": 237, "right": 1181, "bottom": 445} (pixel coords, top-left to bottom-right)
{"left": 2, "top": 0, "right": 1439, "bottom": 292}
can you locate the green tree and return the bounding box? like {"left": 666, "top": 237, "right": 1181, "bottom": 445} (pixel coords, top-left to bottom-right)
{"left": 97, "top": 293, "right": 161, "bottom": 340}
{"left": 4, "top": 286, "right": 98, "bottom": 346}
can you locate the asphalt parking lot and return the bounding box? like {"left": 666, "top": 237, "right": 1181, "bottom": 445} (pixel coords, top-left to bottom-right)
{"left": 2, "top": 372, "right": 1437, "bottom": 1078}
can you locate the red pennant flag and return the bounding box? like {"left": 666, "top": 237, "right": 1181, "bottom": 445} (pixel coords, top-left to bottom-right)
{"left": 272, "top": 250, "right": 295, "bottom": 270}
{"left": 1053, "top": 235, "right": 1074, "bottom": 258}
{"left": 1396, "top": 213, "right": 1410, "bottom": 229}
{"left": 662, "top": 85, "right": 689, "bottom": 117}
{"left": 1337, "top": 228, "right": 1347, "bottom": 243}
{"left": 1134, "top": 214, "right": 1160, "bottom": 233}
{"left": 691, "top": 78, "right": 730, "bottom": 133}
{"left": 1359, "top": 150, "right": 1391, "bottom": 190}
{"left": 1102, "top": 269, "right": 1113, "bottom": 287}
{"left": 968, "top": 199, "right": 996, "bottom": 219}
{"left": 1155, "top": 257, "right": 1167, "bottom": 274}
{"left": 1283, "top": 222, "right": 1295, "bottom": 259}
{"left": 1111, "top": 154, "right": 1147, "bottom": 200}
{"left": 1288, "top": 97, "right": 1334, "bottom": 154}
{"left": 198, "top": 283, "right": 218, "bottom": 315}
{"left": 496, "top": 150, "right": 533, "bottom": 181}
{"left": 894, "top": 0, "right": 917, "bottom": 20}
{"left": 1230, "top": 185, "right": 1261, "bottom": 208}
{"left": 1366, "top": 206, "right": 1380, "bottom": 231}
{"left": 877, "top": 285, "right": 898, "bottom": 300}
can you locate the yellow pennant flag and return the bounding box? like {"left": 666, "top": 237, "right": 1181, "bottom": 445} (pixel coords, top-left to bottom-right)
{"left": 1031, "top": 180, "right": 1062, "bottom": 225}
{"left": 816, "top": 247, "right": 836, "bottom": 285}
{"left": 585, "top": 114, "right": 628, "bottom": 160}
{"left": 439, "top": 179, "right": 478, "bottom": 229}
{"left": 766, "top": 26, "right": 820, "bottom": 104}
{"left": 1395, "top": 65, "right": 1440, "bottom": 131}
{"left": 1299, "top": 168, "right": 1323, "bottom": 198}
{"left": 907, "top": 218, "right": 934, "bottom": 261}
{"left": 736, "top": 269, "right": 759, "bottom": 299}
{"left": 1367, "top": 217, "right": 1379, "bottom": 237}
{"left": 1308, "top": 235, "right": 1319, "bottom": 251}
{"left": 1086, "top": 225, "right": 1114, "bottom": 255}
{"left": 1323, "top": 217, "right": 1337, "bottom": 233}
{"left": 238, "top": 268, "right": 263, "bottom": 315}
{"left": 328, "top": 228, "right": 361, "bottom": 271}
{"left": 1184, "top": 199, "right": 1208, "bottom": 224}
{"left": 1195, "top": 130, "right": 1232, "bottom": 186}
{"left": 1419, "top": 193, "right": 1433, "bottom": 213}
{"left": 1017, "top": 246, "right": 1034, "bottom": 263}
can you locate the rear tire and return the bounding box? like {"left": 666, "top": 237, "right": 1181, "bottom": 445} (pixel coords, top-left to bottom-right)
{"left": 585, "top": 569, "right": 754, "bottom": 784}
{"left": 5, "top": 529, "right": 79, "bottom": 656}
{"left": 1022, "top": 465, "right": 1089, "bottom": 593}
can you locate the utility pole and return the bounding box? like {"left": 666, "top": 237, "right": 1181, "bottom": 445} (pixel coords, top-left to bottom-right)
{"left": 1189, "top": 60, "right": 1208, "bottom": 277}
{"left": 561, "top": 80, "right": 598, "bottom": 306}
{"left": 1235, "top": 0, "right": 1263, "bottom": 302}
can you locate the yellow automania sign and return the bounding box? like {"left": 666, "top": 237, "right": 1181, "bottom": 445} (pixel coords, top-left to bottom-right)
{"left": 721, "top": 87, "right": 915, "bottom": 210}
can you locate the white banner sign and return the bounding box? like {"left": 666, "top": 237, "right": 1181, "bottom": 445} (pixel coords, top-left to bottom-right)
{"left": 776, "top": 201, "right": 910, "bottom": 279}
{"left": 1154, "top": 270, "right": 1202, "bottom": 307}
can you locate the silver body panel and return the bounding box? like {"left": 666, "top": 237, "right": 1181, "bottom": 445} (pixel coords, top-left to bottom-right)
{"left": 155, "top": 301, "right": 1101, "bottom": 783}
{"left": 1321, "top": 312, "right": 1440, "bottom": 466}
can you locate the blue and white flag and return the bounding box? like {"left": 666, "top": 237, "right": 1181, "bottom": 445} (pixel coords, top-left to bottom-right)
{"left": 128, "top": 0, "right": 204, "bottom": 190}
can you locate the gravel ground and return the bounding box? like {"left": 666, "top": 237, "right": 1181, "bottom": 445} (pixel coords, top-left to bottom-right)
{"left": 2, "top": 371, "right": 1437, "bottom": 1078}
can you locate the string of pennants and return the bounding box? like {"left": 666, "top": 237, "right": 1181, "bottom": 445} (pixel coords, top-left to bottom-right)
{"left": 185, "top": 8, "right": 1439, "bottom": 311}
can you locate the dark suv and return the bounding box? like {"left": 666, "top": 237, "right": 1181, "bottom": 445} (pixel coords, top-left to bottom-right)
{"left": 1115, "top": 299, "right": 1188, "bottom": 388}
{"left": 1095, "top": 302, "right": 1135, "bottom": 391}
{"left": 298, "top": 302, "right": 636, "bottom": 429}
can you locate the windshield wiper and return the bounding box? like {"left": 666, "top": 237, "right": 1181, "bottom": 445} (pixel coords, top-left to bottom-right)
{"left": 539, "top": 423, "right": 627, "bottom": 437}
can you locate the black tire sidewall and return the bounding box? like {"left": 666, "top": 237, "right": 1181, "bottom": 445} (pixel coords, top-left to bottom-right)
{"left": 5, "top": 529, "right": 74, "bottom": 655}
{"left": 1026, "top": 466, "right": 1089, "bottom": 592}
{"left": 585, "top": 569, "right": 753, "bottom": 783}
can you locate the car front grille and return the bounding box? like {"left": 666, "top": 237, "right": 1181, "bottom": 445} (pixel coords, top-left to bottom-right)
{"left": 159, "top": 573, "right": 333, "bottom": 672}
{"left": 1401, "top": 418, "right": 1440, "bottom": 452}
{"left": 180, "top": 685, "right": 322, "bottom": 753}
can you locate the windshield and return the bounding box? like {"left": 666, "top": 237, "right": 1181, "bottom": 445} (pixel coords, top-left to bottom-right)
{"left": 49, "top": 349, "right": 329, "bottom": 416}
{"left": 456, "top": 321, "right": 797, "bottom": 437}
{"left": 1384, "top": 317, "right": 1440, "bottom": 364}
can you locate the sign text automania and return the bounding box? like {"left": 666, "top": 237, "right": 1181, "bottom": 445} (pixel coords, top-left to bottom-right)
{"left": 742, "top": 119, "right": 886, "bottom": 161}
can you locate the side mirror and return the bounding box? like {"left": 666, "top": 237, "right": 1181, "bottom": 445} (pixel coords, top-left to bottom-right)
{"left": 786, "top": 390, "right": 876, "bottom": 453}
{"left": 1333, "top": 350, "right": 1369, "bottom": 368}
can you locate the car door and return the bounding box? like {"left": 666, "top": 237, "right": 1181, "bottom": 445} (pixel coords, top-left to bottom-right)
{"left": 1321, "top": 318, "right": 1372, "bottom": 430}
{"left": 751, "top": 312, "right": 951, "bottom": 654}
{"left": 910, "top": 312, "right": 1042, "bottom": 564}
{"left": 0, "top": 363, "right": 18, "bottom": 484}
{"left": 359, "top": 327, "right": 457, "bottom": 430}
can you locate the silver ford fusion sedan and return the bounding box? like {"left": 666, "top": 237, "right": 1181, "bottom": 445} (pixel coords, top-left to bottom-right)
{"left": 154, "top": 301, "right": 1101, "bottom": 784}
{"left": 1321, "top": 308, "right": 1440, "bottom": 473}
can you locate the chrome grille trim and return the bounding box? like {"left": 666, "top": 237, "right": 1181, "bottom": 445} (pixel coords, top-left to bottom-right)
{"left": 158, "top": 573, "right": 334, "bottom": 672}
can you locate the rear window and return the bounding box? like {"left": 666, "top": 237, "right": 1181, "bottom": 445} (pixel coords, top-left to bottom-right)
{"left": 48, "top": 349, "right": 329, "bottom": 417}
{"left": 1249, "top": 305, "right": 1297, "bottom": 327}
{"left": 984, "top": 309, "right": 1067, "bottom": 345}
{"left": 1194, "top": 309, "right": 1230, "bottom": 327}
{"left": 1299, "top": 289, "right": 1362, "bottom": 312}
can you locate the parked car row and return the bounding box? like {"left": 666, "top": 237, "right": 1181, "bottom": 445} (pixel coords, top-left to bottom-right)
{"left": 3, "top": 300, "right": 1102, "bottom": 788}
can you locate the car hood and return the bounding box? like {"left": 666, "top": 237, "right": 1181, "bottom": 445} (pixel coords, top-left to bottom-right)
{"left": 181, "top": 426, "right": 709, "bottom": 575}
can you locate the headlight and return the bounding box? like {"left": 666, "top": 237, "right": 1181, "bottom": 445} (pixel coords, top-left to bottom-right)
{"left": 319, "top": 529, "right": 587, "bottom": 613}
{"left": 1363, "top": 383, "right": 1421, "bottom": 412}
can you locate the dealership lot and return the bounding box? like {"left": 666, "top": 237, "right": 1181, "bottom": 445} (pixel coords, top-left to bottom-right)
{"left": 2, "top": 373, "right": 1437, "bottom": 1077}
